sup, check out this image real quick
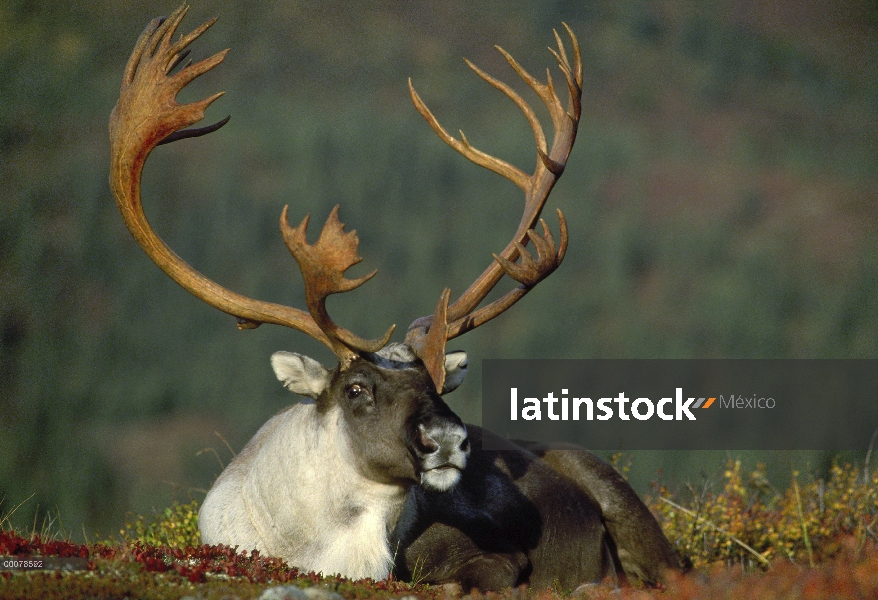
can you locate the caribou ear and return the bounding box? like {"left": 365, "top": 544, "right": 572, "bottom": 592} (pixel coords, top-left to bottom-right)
{"left": 270, "top": 351, "right": 331, "bottom": 398}
{"left": 441, "top": 351, "right": 468, "bottom": 394}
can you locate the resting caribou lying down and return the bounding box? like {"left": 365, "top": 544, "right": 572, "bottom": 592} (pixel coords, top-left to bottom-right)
{"left": 109, "top": 4, "right": 680, "bottom": 591}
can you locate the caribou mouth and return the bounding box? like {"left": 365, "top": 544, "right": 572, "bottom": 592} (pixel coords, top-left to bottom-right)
{"left": 420, "top": 464, "right": 463, "bottom": 492}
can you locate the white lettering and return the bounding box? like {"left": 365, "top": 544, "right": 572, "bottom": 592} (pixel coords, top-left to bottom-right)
{"left": 614, "top": 392, "right": 630, "bottom": 420}
{"left": 631, "top": 397, "right": 654, "bottom": 420}
{"left": 676, "top": 387, "right": 696, "bottom": 420}
{"left": 573, "top": 397, "right": 593, "bottom": 420}
{"left": 597, "top": 397, "right": 613, "bottom": 420}
{"left": 511, "top": 388, "right": 517, "bottom": 420}
{"left": 522, "top": 397, "right": 541, "bottom": 420}
{"left": 544, "top": 392, "right": 560, "bottom": 421}
{"left": 657, "top": 397, "right": 673, "bottom": 420}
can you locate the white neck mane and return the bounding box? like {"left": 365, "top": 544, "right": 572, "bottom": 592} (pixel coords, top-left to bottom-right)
{"left": 243, "top": 402, "right": 408, "bottom": 579}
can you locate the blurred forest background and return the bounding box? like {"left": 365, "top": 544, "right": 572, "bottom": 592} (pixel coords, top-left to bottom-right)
{"left": 2, "top": 0, "right": 877, "bottom": 540}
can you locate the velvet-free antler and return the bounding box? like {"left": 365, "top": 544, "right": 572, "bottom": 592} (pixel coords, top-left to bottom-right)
{"left": 108, "top": 3, "right": 389, "bottom": 363}
{"left": 110, "top": 4, "right": 581, "bottom": 388}
{"left": 405, "top": 26, "right": 582, "bottom": 391}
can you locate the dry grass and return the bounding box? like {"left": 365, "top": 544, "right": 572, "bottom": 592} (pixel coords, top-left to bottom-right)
{"left": 2, "top": 460, "right": 877, "bottom": 599}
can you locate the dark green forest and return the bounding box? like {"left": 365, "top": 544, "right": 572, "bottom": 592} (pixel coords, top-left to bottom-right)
{"left": 2, "top": 0, "right": 877, "bottom": 539}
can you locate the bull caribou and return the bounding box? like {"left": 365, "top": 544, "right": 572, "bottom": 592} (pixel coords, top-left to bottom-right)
{"left": 109, "top": 4, "right": 680, "bottom": 591}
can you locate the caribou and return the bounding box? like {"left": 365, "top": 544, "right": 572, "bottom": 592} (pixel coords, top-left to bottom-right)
{"left": 109, "top": 4, "right": 680, "bottom": 591}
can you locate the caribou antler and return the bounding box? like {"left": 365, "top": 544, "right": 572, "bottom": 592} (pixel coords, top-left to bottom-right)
{"left": 110, "top": 4, "right": 581, "bottom": 384}
{"left": 405, "top": 26, "right": 582, "bottom": 391}
{"left": 109, "top": 4, "right": 391, "bottom": 365}
{"left": 280, "top": 205, "right": 394, "bottom": 364}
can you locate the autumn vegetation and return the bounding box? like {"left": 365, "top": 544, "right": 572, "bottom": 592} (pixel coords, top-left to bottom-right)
{"left": 2, "top": 459, "right": 877, "bottom": 599}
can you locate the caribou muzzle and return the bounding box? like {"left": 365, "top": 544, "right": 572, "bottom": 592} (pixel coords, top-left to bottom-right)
{"left": 414, "top": 421, "right": 470, "bottom": 491}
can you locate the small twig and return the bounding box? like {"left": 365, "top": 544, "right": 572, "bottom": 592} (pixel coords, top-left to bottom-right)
{"left": 215, "top": 431, "right": 237, "bottom": 459}
{"left": 196, "top": 446, "right": 226, "bottom": 472}
{"left": 857, "top": 515, "right": 878, "bottom": 544}
{"left": 865, "top": 427, "right": 878, "bottom": 485}
{"left": 660, "top": 496, "right": 772, "bottom": 568}
{"left": 195, "top": 431, "right": 237, "bottom": 472}
{"left": 683, "top": 482, "right": 707, "bottom": 550}
{"left": 30, "top": 504, "right": 40, "bottom": 538}
{"left": 792, "top": 474, "right": 815, "bottom": 568}
{"left": 0, "top": 493, "right": 35, "bottom": 530}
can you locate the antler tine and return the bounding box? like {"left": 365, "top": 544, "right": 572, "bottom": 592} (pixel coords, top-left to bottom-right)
{"left": 408, "top": 289, "right": 452, "bottom": 392}
{"left": 436, "top": 207, "right": 568, "bottom": 342}
{"left": 280, "top": 205, "right": 396, "bottom": 365}
{"left": 464, "top": 57, "right": 548, "bottom": 177}
{"left": 408, "top": 81, "right": 531, "bottom": 193}
{"left": 110, "top": 4, "right": 391, "bottom": 364}
{"left": 562, "top": 22, "right": 584, "bottom": 109}
{"left": 406, "top": 26, "right": 582, "bottom": 390}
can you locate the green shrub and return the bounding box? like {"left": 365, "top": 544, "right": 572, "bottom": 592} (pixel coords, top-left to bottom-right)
{"left": 121, "top": 499, "right": 201, "bottom": 549}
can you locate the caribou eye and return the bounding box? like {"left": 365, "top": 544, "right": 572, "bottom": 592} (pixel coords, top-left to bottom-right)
{"left": 344, "top": 382, "right": 374, "bottom": 410}
{"left": 346, "top": 384, "right": 365, "bottom": 400}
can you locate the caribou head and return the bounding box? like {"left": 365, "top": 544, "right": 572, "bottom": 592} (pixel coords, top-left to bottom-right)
{"left": 269, "top": 344, "right": 471, "bottom": 492}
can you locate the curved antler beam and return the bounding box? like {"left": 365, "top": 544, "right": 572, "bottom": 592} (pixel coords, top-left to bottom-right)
{"left": 109, "top": 4, "right": 390, "bottom": 362}
{"left": 405, "top": 25, "right": 582, "bottom": 389}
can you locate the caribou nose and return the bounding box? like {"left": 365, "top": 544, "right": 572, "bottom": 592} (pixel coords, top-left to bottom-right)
{"left": 417, "top": 424, "right": 440, "bottom": 454}
{"left": 417, "top": 422, "right": 470, "bottom": 463}
{"left": 417, "top": 421, "right": 469, "bottom": 492}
